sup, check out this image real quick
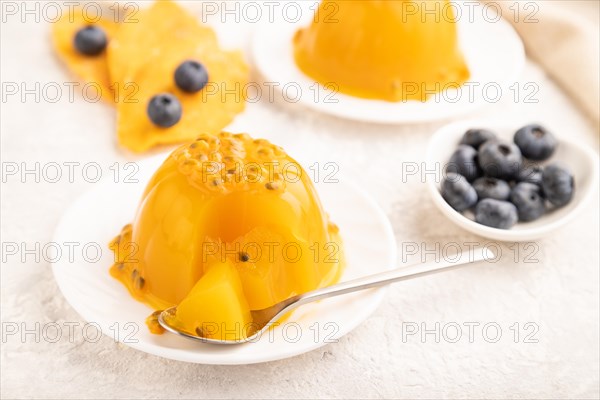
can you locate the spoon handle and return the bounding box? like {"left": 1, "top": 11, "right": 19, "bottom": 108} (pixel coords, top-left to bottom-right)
{"left": 294, "top": 248, "right": 494, "bottom": 307}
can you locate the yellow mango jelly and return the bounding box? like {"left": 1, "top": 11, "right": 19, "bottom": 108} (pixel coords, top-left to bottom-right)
{"left": 293, "top": 0, "right": 470, "bottom": 102}
{"left": 175, "top": 259, "right": 252, "bottom": 341}
{"left": 109, "top": 132, "right": 344, "bottom": 340}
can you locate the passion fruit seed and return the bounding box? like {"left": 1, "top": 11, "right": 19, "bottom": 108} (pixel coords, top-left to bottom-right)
{"left": 195, "top": 326, "right": 204, "bottom": 337}
{"left": 173, "top": 132, "right": 290, "bottom": 193}
{"left": 135, "top": 276, "right": 145, "bottom": 290}
{"left": 147, "top": 93, "right": 182, "bottom": 128}
{"left": 265, "top": 182, "right": 279, "bottom": 190}
{"left": 145, "top": 311, "right": 165, "bottom": 334}
{"left": 328, "top": 222, "right": 340, "bottom": 234}
{"left": 74, "top": 25, "right": 107, "bottom": 56}
{"left": 239, "top": 252, "right": 250, "bottom": 262}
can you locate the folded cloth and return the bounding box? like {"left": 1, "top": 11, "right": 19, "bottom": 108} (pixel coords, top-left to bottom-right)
{"left": 482, "top": 0, "right": 600, "bottom": 128}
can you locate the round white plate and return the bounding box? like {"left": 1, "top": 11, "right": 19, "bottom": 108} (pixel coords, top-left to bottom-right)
{"left": 52, "top": 153, "right": 397, "bottom": 364}
{"left": 252, "top": 2, "right": 524, "bottom": 124}
{"left": 426, "top": 119, "right": 599, "bottom": 241}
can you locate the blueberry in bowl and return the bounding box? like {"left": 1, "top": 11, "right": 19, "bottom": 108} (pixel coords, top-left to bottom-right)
{"left": 475, "top": 199, "right": 518, "bottom": 229}
{"left": 427, "top": 120, "right": 597, "bottom": 241}
{"left": 478, "top": 140, "right": 523, "bottom": 180}
{"left": 510, "top": 182, "right": 546, "bottom": 222}
{"left": 542, "top": 164, "right": 574, "bottom": 207}
{"left": 441, "top": 173, "right": 478, "bottom": 211}
{"left": 472, "top": 177, "right": 511, "bottom": 201}
{"left": 516, "top": 165, "right": 544, "bottom": 188}
{"left": 460, "top": 128, "right": 497, "bottom": 149}
{"left": 514, "top": 124, "right": 557, "bottom": 161}
{"left": 446, "top": 145, "right": 481, "bottom": 182}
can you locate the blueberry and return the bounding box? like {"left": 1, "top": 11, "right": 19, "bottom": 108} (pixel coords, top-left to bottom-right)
{"left": 460, "top": 128, "right": 497, "bottom": 149}
{"left": 441, "top": 173, "right": 478, "bottom": 211}
{"left": 542, "top": 164, "right": 574, "bottom": 207}
{"left": 147, "top": 94, "right": 182, "bottom": 128}
{"left": 475, "top": 199, "right": 518, "bottom": 229}
{"left": 478, "top": 140, "right": 522, "bottom": 180}
{"left": 472, "top": 177, "right": 511, "bottom": 201}
{"left": 514, "top": 124, "right": 557, "bottom": 161}
{"left": 516, "top": 165, "right": 543, "bottom": 188}
{"left": 174, "top": 60, "right": 209, "bottom": 93}
{"left": 446, "top": 145, "right": 481, "bottom": 182}
{"left": 74, "top": 25, "right": 107, "bottom": 56}
{"left": 510, "top": 182, "right": 546, "bottom": 222}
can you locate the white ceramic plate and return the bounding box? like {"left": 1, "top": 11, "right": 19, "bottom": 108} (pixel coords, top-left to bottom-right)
{"left": 251, "top": 2, "right": 524, "bottom": 124}
{"left": 51, "top": 153, "right": 397, "bottom": 364}
{"left": 426, "top": 119, "right": 599, "bottom": 241}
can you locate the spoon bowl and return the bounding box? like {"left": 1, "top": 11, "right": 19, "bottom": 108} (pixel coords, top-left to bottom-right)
{"left": 159, "top": 248, "right": 494, "bottom": 344}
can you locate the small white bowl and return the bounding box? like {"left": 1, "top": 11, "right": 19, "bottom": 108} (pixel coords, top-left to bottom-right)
{"left": 426, "top": 119, "right": 599, "bottom": 241}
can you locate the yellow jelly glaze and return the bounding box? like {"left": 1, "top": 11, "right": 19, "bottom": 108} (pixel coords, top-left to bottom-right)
{"left": 293, "top": 0, "right": 470, "bottom": 102}
{"left": 110, "top": 132, "right": 344, "bottom": 340}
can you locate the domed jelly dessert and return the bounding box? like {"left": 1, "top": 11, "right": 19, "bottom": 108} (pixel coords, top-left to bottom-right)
{"left": 293, "top": 0, "right": 470, "bottom": 102}
{"left": 109, "top": 132, "right": 344, "bottom": 340}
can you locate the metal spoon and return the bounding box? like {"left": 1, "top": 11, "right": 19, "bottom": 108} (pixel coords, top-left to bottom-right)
{"left": 158, "top": 248, "right": 494, "bottom": 344}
